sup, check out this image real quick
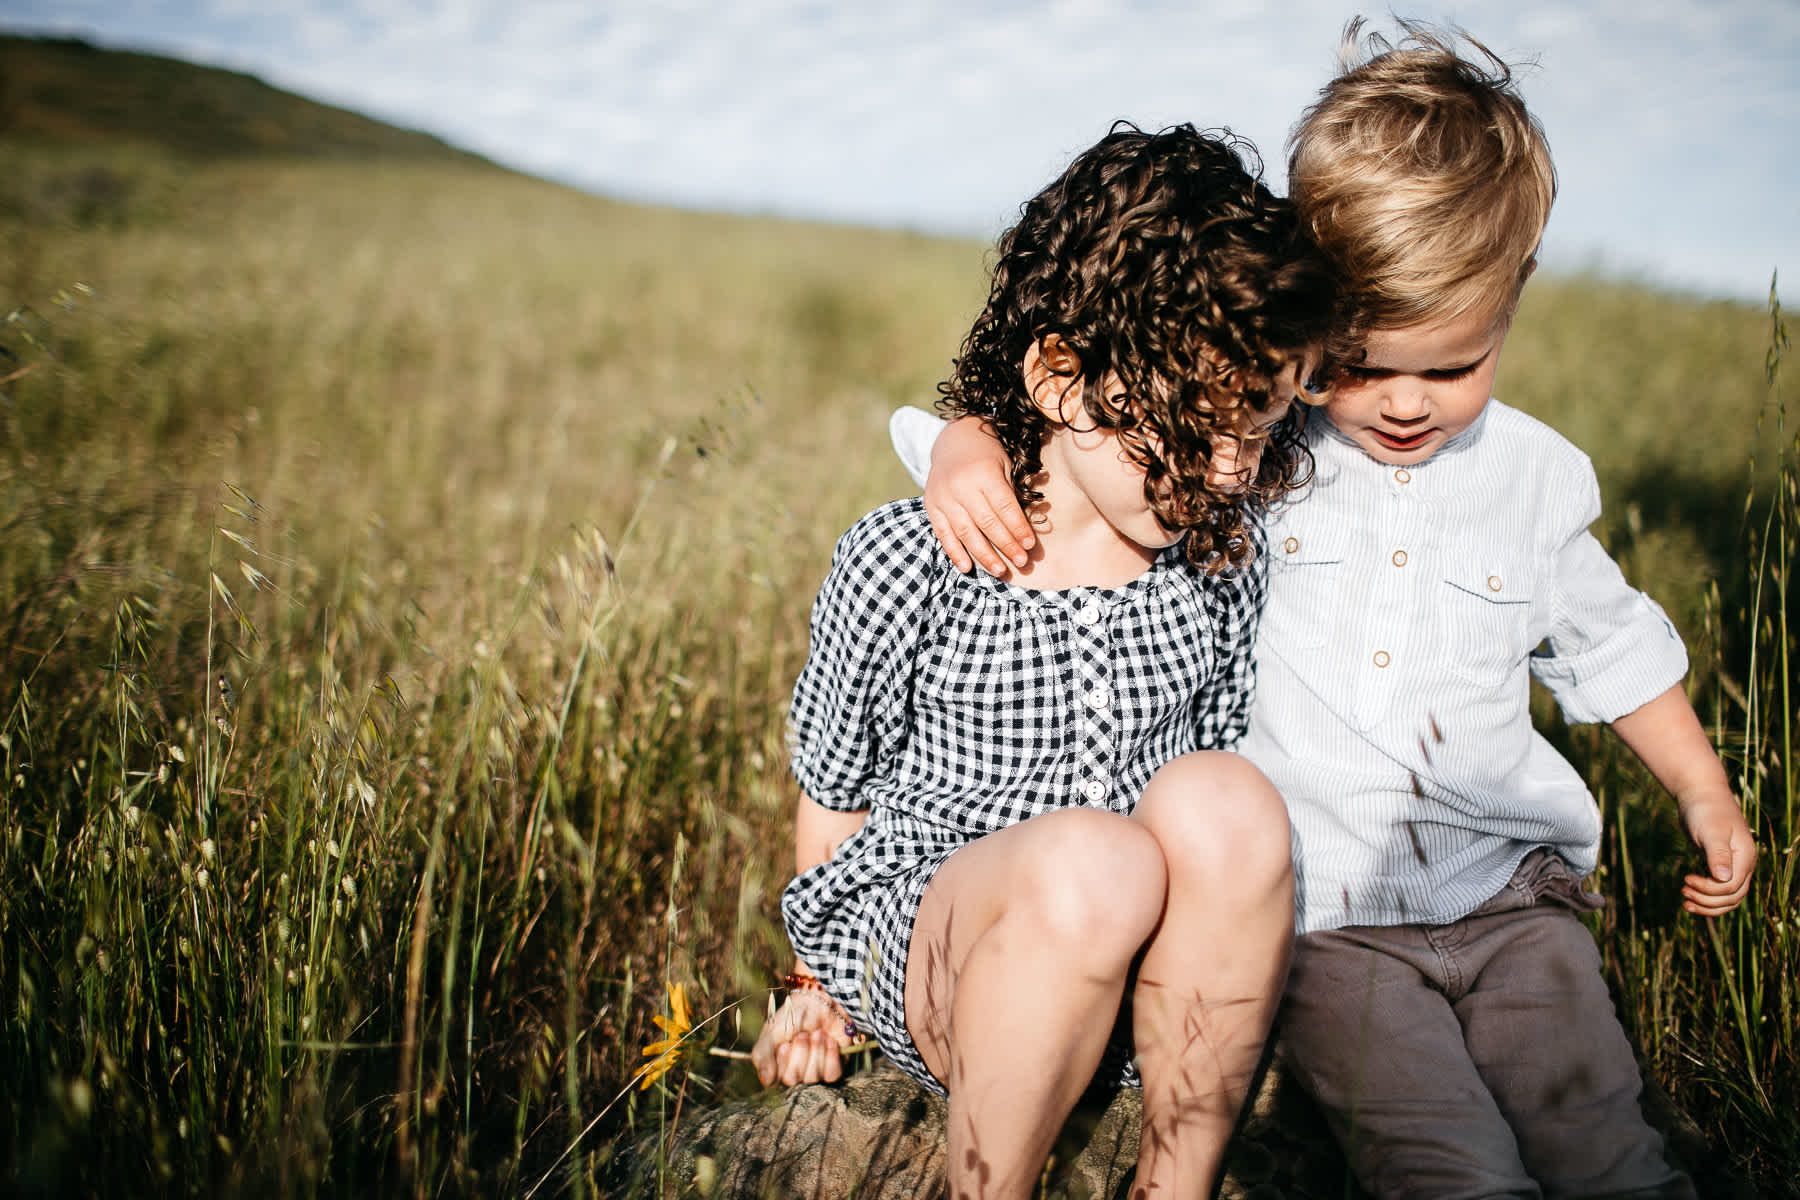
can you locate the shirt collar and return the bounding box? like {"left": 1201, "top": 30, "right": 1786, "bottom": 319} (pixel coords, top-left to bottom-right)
{"left": 958, "top": 541, "right": 1185, "bottom": 610}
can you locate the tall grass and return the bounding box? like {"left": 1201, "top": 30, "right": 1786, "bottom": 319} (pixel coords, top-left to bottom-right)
{"left": 1590, "top": 281, "right": 1797, "bottom": 1185}
{"left": 0, "top": 145, "right": 1790, "bottom": 1195}
{"left": 0, "top": 151, "right": 975, "bottom": 1195}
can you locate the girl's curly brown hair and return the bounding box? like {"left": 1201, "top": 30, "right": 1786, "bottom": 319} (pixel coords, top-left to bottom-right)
{"left": 939, "top": 122, "right": 1340, "bottom": 570}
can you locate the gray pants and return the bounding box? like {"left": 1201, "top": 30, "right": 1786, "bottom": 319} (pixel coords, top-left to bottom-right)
{"left": 1277, "top": 851, "right": 1695, "bottom": 1199}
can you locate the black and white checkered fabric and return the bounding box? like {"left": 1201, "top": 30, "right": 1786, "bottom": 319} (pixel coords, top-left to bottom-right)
{"left": 780, "top": 498, "right": 1265, "bottom": 1092}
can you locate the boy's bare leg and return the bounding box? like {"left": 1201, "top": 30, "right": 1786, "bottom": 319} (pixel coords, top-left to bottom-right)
{"left": 1129, "top": 752, "right": 1295, "bottom": 1197}
{"left": 905, "top": 806, "right": 1169, "bottom": 1200}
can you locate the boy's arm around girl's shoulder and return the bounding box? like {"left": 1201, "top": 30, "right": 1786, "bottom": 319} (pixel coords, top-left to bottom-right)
{"left": 890, "top": 406, "right": 1035, "bottom": 579}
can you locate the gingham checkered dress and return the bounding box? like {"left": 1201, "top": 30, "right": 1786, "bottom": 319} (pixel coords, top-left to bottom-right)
{"left": 781, "top": 498, "right": 1265, "bottom": 1092}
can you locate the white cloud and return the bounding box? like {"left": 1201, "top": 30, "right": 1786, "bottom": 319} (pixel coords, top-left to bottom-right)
{"left": 1, "top": 0, "right": 1793, "bottom": 299}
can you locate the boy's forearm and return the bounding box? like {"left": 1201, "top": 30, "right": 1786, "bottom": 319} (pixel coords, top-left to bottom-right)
{"left": 1612, "top": 683, "right": 1758, "bottom": 910}
{"left": 930, "top": 414, "right": 1001, "bottom": 470}
{"left": 1608, "top": 684, "right": 1733, "bottom": 811}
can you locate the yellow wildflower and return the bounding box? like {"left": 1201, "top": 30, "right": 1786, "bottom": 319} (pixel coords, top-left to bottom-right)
{"left": 637, "top": 980, "right": 693, "bottom": 1090}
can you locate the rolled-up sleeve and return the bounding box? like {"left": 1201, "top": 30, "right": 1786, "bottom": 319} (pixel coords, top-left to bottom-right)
{"left": 788, "top": 505, "right": 932, "bottom": 809}
{"left": 1530, "top": 525, "right": 1688, "bottom": 726}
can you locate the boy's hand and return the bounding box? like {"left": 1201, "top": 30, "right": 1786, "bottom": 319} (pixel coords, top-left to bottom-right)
{"left": 751, "top": 988, "right": 856, "bottom": 1087}
{"left": 1609, "top": 684, "right": 1758, "bottom": 918}
{"left": 925, "top": 416, "right": 1034, "bottom": 576}
{"left": 1678, "top": 793, "right": 1757, "bottom": 916}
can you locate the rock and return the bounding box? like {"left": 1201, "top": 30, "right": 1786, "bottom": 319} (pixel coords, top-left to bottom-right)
{"left": 618, "top": 1064, "right": 950, "bottom": 1199}
{"left": 616, "top": 1047, "right": 1726, "bottom": 1199}
{"left": 616, "top": 1055, "right": 1346, "bottom": 1199}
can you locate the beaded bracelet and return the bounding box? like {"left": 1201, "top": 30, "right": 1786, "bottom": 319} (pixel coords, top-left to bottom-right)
{"left": 782, "top": 972, "right": 858, "bottom": 1040}
{"left": 782, "top": 971, "right": 828, "bottom": 995}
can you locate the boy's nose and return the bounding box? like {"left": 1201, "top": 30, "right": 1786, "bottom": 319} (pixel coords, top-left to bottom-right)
{"left": 1380, "top": 385, "right": 1429, "bottom": 420}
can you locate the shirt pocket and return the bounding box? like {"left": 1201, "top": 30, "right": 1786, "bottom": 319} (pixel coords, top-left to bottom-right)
{"left": 1438, "top": 554, "right": 1536, "bottom": 686}
{"left": 1261, "top": 523, "right": 1347, "bottom": 652}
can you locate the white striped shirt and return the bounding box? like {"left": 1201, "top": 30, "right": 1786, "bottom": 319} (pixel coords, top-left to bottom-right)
{"left": 888, "top": 400, "right": 1689, "bottom": 936}
{"left": 1246, "top": 400, "right": 1686, "bottom": 933}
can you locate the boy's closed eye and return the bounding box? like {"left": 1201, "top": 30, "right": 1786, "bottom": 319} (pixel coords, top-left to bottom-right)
{"left": 1342, "top": 361, "right": 1485, "bottom": 383}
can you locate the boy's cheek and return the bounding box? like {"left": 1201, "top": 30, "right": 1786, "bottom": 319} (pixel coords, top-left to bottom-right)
{"left": 1315, "top": 399, "right": 1359, "bottom": 431}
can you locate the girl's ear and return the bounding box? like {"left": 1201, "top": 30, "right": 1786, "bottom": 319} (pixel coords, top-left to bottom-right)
{"left": 1023, "top": 335, "right": 1083, "bottom": 424}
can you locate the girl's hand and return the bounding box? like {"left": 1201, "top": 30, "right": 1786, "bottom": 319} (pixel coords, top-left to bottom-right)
{"left": 925, "top": 416, "right": 1034, "bottom": 577}
{"left": 751, "top": 986, "right": 857, "bottom": 1087}
{"left": 1678, "top": 792, "right": 1757, "bottom": 916}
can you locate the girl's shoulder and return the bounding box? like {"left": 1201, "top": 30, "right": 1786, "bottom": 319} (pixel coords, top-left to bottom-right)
{"left": 832, "top": 497, "right": 939, "bottom": 569}
{"left": 823, "top": 498, "right": 956, "bottom": 606}
{"left": 1174, "top": 522, "right": 1268, "bottom": 605}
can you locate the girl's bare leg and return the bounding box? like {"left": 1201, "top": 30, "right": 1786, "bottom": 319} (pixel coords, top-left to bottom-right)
{"left": 1129, "top": 751, "right": 1294, "bottom": 1197}
{"left": 905, "top": 806, "right": 1170, "bottom": 1200}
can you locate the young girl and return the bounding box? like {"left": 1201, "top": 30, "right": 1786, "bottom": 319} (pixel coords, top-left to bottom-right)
{"left": 750, "top": 123, "right": 1337, "bottom": 1199}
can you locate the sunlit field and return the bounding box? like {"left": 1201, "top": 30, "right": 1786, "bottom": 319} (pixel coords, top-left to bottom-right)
{"left": 2, "top": 145, "right": 1793, "bottom": 1196}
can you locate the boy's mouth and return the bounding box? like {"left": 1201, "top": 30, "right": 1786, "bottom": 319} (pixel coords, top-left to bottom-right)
{"left": 1371, "top": 427, "right": 1434, "bottom": 451}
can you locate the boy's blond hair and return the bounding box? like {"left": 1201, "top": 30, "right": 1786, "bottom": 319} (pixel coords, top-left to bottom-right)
{"left": 1288, "top": 18, "right": 1555, "bottom": 333}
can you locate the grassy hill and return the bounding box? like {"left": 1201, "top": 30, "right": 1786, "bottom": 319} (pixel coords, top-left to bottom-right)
{"left": 0, "top": 32, "right": 495, "bottom": 165}
{"left": 0, "top": 31, "right": 1793, "bottom": 1199}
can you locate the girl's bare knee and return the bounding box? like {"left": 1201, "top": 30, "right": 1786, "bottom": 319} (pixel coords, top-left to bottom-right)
{"left": 1139, "top": 752, "right": 1291, "bottom": 888}
{"left": 1017, "top": 808, "right": 1166, "bottom": 958}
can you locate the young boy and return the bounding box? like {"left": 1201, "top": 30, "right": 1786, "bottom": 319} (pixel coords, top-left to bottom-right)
{"left": 892, "top": 21, "right": 1757, "bottom": 1199}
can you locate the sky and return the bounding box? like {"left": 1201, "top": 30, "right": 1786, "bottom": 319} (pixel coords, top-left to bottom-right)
{"left": 3, "top": 0, "right": 1795, "bottom": 303}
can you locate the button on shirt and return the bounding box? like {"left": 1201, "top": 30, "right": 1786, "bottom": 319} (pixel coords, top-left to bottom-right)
{"left": 1240, "top": 401, "right": 1688, "bottom": 934}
